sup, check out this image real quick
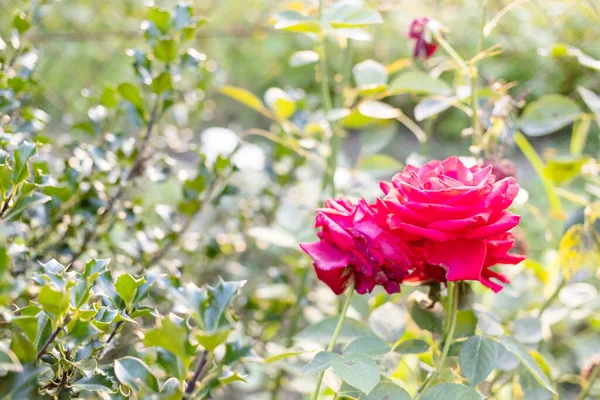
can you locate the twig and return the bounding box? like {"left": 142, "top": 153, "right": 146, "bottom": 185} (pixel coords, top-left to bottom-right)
{"left": 97, "top": 320, "right": 124, "bottom": 360}
{"left": 184, "top": 350, "right": 209, "bottom": 398}
{"left": 37, "top": 315, "right": 71, "bottom": 360}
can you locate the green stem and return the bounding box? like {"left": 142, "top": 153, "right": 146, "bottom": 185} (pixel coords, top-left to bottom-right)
{"left": 417, "top": 282, "right": 459, "bottom": 399}
{"left": 311, "top": 283, "right": 355, "bottom": 400}
{"left": 318, "top": 0, "right": 339, "bottom": 197}
{"left": 470, "top": 68, "right": 481, "bottom": 147}
{"left": 431, "top": 31, "right": 469, "bottom": 74}
{"left": 578, "top": 362, "right": 600, "bottom": 400}
{"left": 477, "top": 0, "right": 488, "bottom": 55}
{"left": 537, "top": 277, "right": 567, "bottom": 318}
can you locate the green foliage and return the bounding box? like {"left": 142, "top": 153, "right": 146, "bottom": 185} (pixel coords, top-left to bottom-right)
{"left": 1, "top": 0, "right": 600, "bottom": 399}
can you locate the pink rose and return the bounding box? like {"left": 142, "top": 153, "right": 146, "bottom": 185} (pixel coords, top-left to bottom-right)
{"left": 409, "top": 17, "right": 438, "bottom": 59}
{"left": 300, "top": 198, "right": 415, "bottom": 295}
{"left": 378, "top": 156, "right": 525, "bottom": 292}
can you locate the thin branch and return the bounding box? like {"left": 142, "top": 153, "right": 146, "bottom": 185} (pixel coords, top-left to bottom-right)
{"left": 37, "top": 315, "right": 71, "bottom": 360}
{"left": 96, "top": 320, "right": 124, "bottom": 361}
{"left": 184, "top": 350, "right": 209, "bottom": 398}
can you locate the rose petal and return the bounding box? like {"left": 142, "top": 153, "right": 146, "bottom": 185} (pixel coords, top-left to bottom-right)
{"left": 424, "top": 239, "right": 487, "bottom": 281}
{"left": 300, "top": 241, "right": 349, "bottom": 295}
{"left": 464, "top": 211, "right": 520, "bottom": 239}
{"left": 389, "top": 218, "right": 457, "bottom": 241}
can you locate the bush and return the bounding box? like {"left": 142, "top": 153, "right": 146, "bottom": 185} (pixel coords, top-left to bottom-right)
{"left": 0, "top": 1, "right": 599, "bottom": 399}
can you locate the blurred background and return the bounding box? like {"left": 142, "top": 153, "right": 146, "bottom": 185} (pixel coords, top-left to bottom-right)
{"left": 2, "top": 0, "right": 598, "bottom": 255}
{"left": 1, "top": 1, "right": 600, "bottom": 398}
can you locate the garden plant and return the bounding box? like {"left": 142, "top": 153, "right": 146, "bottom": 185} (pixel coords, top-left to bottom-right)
{"left": 0, "top": 0, "right": 599, "bottom": 399}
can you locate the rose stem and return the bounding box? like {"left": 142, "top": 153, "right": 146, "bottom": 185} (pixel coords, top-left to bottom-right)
{"left": 416, "top": 281, "right": 459, "bottom": 398}
{"left": 310, "top": 282, "right": 355, "bottom": 400}
{"left": 537, "top": 277, "right": 567, "bottom": 318}
{"left": 317, "top": 0, "right": 340, "bottom": 197}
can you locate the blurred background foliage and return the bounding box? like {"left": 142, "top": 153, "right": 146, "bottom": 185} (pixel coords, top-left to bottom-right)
{"left": 1, "top": 0, "right": 600, "bottom": 399}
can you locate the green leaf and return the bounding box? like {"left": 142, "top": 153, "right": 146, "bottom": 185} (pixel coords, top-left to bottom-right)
{"left": 0, "top": 365, "right": 52, "bottom": 398}
{"left": 301, "top": 351, "right": 339, "bottom": 374}
{"left": 143, "top": 316, "right": 191, "bottom": 366}
{"left": 38, "top": 285, "right": 69, "bottom": 317}
{"left": 475, "top": 310, "right": 504, "bottom": 336}
{"left": 297, "top": 317, "right": 371, "bottom": 344}
{"left": 114, "top": 356, "right": 160, "bottom": 393}
{"left": 65, "top": 320, "right": 101, "bottom": 348}
{"left": 513, "top": 317, "right": 543, "bottom": 344}
{"left": 157, "top": 348, "right": 186, "bottom": 380}
{"left": 360, "top": 124, "right": 396, "bottom": 156}
{"left": 498, "top": 336, "right": 556, "bottom": 393}
{"left": 454, "top": 310, "right": 477, "bottom": 338}
{"left": 3, "top": 192, "right": 51, "bottom": 222}
{"left": 459, "top": 335, "right": 497, "bottom": 386}
{"left": 117, "top": 83, "right": 143, "bottom": 109}
{"left": 115, "top": 274, "right": 145, "bottom": 308}
{"left": 147, "top": 6, "right": 171, "bottom": 34}
{"left": 220, "top": 85, "right": 272, "bottom": 117}
{"left": 330, "top": 8, "right": 383, "bottom": 28}
{"left": 330, "top": 353, "right": 380, "bottom": 394}
{"left": 101, "top": 86, "right": 119, "bottom": 108}
{"left": 358, "top": 154, "right": 403, "bottom": 177}
{"left": 389, "top": 71, "right": 452, "bottom": 96}
{"left": 273, "top": 11, "right": 320, "bottom": 33}
{"left": 408, "top": 300, "right": 442, "bottom": 334}
{"left": 73, "top": 374, "right": 116, "bottom": 393}
{"left": 203, "top": 279, "right": 244, "bottom": 331}
{"left": 570, "top": 117, "right": 592, "bottom": 156}
{"left": 265, "top": 350, "right": 313, "bottom": 364}
{"left": 519, "top": 94, "right": 582, "bottom": 136}
{"left": 544, "top": 156, "right": 588, "bottom": 185}
{"left": 12, "top": 141, "right": 36, "bottom": 184}
{"left": 421, "top": 383, "right": 484, "bottom": 400}
{"left": 160, "top": 377, "right": 183, "bottom": 399}
{"left": 358, "top": 100, "right": 401, "bottom": 119}
{"left": 578, "top": 86, "right": 600, "bottom": 125}
{"left": 514, "top": 131, "right": 562, "bottom": 216}
{"left": 13, "top": 14, "right": 31, "bottom": 35}
{"left": 151, "top": 71, "right": 173, "bottom": 93}
{"left": 345, "top": 336, "right": 391, "bottom": 357}
{"left": 10, "top": 331, "right": 36, "bottom": 363}
{"left": 84, "top": 258, "right": 110, "bottom": 282}
{"left": 0, "top": 344, "right": 22, "bottom": 373}
{"left": 264, "top": 87, "right": 296, "bottom": 120}
{"left": 359, "top": 382, "right": 411, "bottom": 400}
{"left": 394, "top": 339, "right": 430, "bottom": 354}
{"left": 0, "top": 164, "right": 12, "bottom": 198}
{"left": 218, "top": 371, "right": 247, "bottom": 385}
{"left": 414, "top": 96, "right": 455, "bottom": 121}
{"left": 71, "top": 356, "right": 97, "bottom": 377}
{"left": 289, "top": 50, "right": 319, "bottom": 67}
{"left": 368, "top": 302, "right": 406, "bottom": 343}
{"left": 353, "top": 60, "right": 388, "bottom": 94}
{"left": 153, "top": 38, "right": 177, "bottom": 63}
{"left": 195, "top": 329, "right": 231, "bottom": 352}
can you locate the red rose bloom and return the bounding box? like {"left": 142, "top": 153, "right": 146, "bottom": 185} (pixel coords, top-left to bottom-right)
{"left": 300, "top": 198, "right": 415, "bottom": 295}
{"left": 378, "top": 156, "right": 525, "bottom": 292}
{"left": 409, "top": 17, "right": 438, "bottom": 59}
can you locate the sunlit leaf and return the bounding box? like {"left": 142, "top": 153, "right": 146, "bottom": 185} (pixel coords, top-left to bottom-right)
{"left": 459, "top": 335, "right": 497, "bottom": 386}
{"left": 519, "top": 94, "right": 582, "bottom": 136}
{"left": 389, "top": 71, "right": 452, "bottom": 96}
